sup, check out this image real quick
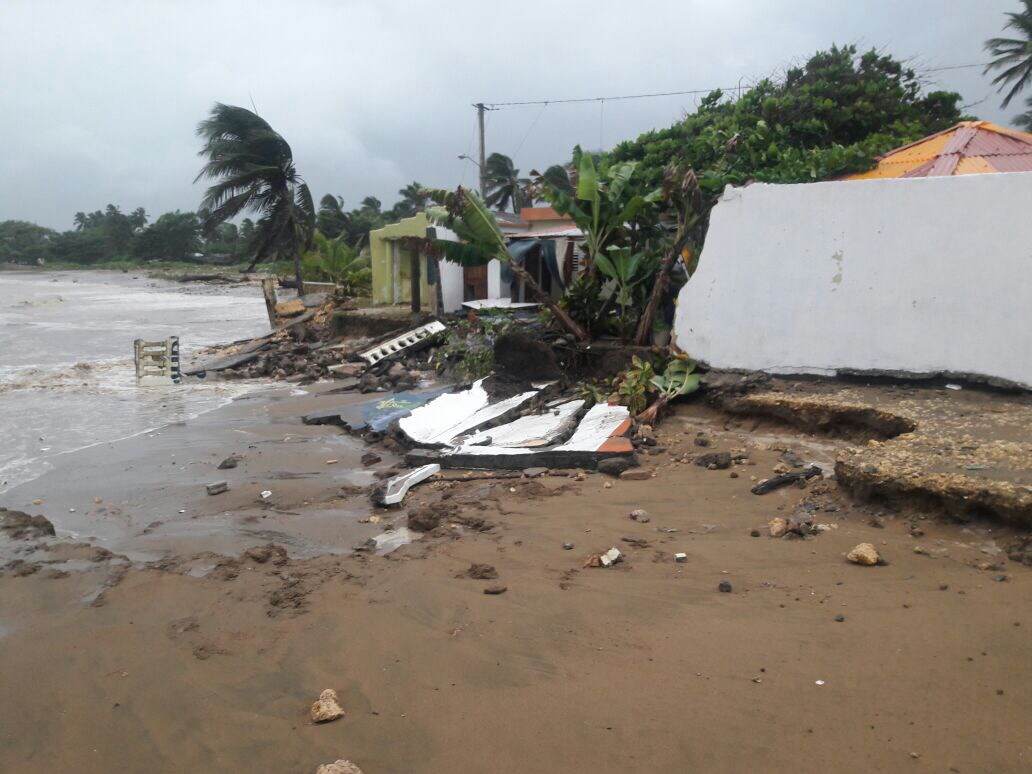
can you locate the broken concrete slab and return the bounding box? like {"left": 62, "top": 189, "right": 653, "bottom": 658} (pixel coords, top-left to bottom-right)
{"left": 371, "top": 464, "right": 441, "bottom": 506}
{"left": 359, "top": 320, "right": 446, "bottom": 366}
{"left": 301, "top": 386, "right": 453, "bottom": 433}
{"left": 398, "top": 378, "right": 539, "bottom": 447}
{"left": 460, "top": 400, "right": 584, "bottom": 448}
{"left": 408, "top": 402, "right": 634, "bottom": 470}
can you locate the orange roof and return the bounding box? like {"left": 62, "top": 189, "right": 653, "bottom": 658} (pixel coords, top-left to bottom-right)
{"left": 519, "top": 206, "right": 571, "bottom": 222}
{"left": 842, "top": 121, "right": 1032, "bottom": 180}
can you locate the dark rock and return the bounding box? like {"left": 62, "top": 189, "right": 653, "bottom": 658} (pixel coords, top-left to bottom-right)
{"left": 693, "top": 434, "right": 711, "bottom": 447}
{"left": 407, "top": 503, "right": 452, "bottom": 532}
{"left": 361, "top": 451, "right": 382, "bottom": 466}
{"left": 244, "top": 543, "right": 288, "bottom": 565}
{"left": 597, "top": 456, "right": 637, "bottom": 477}
{"left": 483, "top": 585, "right": 508, "bottom": 595}
{"left": 750, "top": 529, "right": 761, "bottom": 537}
{"left": 562, "top": 542, "right": 575, "bottom": 550}
{"left": 465, "top": 563, "right": 498, "bottom": 580}
{"left": 493, "top": 332, "right": 560, "bottom": 381}
{"left": 0, "top": 508, "right": 56, "bottom": 540}
{"left": 695, "top": 452, "right": 732, "bottom": 470}
{"left": 718, "top": 580, "right": 733, "bottom": 593}
{"left": 619, "top": 468, "right": 652, "bottom": 481}
{"left": 206, "top": 481, "right": 229, "bottom": 496}
{"left": 217, "top": 454, "right": 242, "bottom": 470}
{"left": 834, "top": 614, "right": 846, "bottom": 622}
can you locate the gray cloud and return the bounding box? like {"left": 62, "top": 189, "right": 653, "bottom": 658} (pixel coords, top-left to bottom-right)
{"left": 2, "top": 0, "right": 1024, "bottom": 229}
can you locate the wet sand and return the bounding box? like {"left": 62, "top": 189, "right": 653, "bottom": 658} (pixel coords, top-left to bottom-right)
{"left": 1, "top": 393, "right": 1030, "bottom": 772}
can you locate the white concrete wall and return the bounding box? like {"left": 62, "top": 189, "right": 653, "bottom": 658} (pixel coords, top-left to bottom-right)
{"left": 439, "top": 260, "right": 464, "bottom": 313}
{"left": 673, "top": 172, "right": 1032, "bottom": 388}
{"left": 487, "top": 259, "right": 503, "bottom": 299}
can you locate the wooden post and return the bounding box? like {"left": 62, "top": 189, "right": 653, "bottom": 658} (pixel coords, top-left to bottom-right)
{"left": 261, "top": 277, "right": 278, "bottom": 329}
{"left": 409, "top": 249, "right": 421, "bottom": 313}
{"left": 427, "top": 253, "right": 441, "bottom": 315}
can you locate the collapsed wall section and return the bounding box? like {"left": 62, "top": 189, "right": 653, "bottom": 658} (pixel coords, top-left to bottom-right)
{"left": 673, "top": 172, "right": 1032, "bottom": 389}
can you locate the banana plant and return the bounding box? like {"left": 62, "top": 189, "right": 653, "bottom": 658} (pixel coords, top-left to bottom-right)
{"left": 594, "top": 247, "right": 657, "bottom": 327}
{"left": 637, "top": 357, "right": 701, "bottom": 424}
{"left": 423, "top": 186, "right": 589, "bottom": 341}
{"left": 537, "top": 147, "right": 661, "bottom": 275}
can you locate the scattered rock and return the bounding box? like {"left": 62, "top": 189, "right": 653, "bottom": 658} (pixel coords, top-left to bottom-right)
{"left": 275, "top": 298, "right": 306, "bottom": 317}
{"left": 1005, "top": 535, "right": 1032, "bottom": 566}
{"left": 464, "top": 563, "right": 498, "bottom": 580}
{"left": 217, "top": 454, "right": 242, "bottom": 470}
{"left": 0, "top": 508, "right": 56, "bottom": 540}
{"left": 483, "top": 585, "right": 507, "bottom": 595}
{"left": 619, "top": 468, "right": 652, "bottom": 481}
{"left": 629, "top": 509, "right": 650, "bottom": 523}
{"left": 768, "top": 518, "right": 788, "bottom": 538}
{"left": 407, "top": 503, "right": 452, "bottom": 532}
{"left": 750, "top": 529, "right": 761, "bottom": 538}
{"left": 244, "top": 543, "right": 289, "bottom": 565}
{"left": 718, "top": 580, "right": 733, "bottom": 593}
{"left": 562, "top": 542, "right": 575, "bottom": 550}
{"left": 695, "top": 451, "right": 732, "bottom": 470}
{"left": 674, "top": 553, "right": 687, "bottom": 563}
{"left": 310, "top": 689, "right": 345, "bottom": 723}
{"left": 360, "top": 451, "right": 382, "bottom": 466}
{"left": 316, "top": 760, "right": 364, "bottom": 774}
{"left": 206, "top": 481, "right": 229, "bottom": 496}
{"left": 834, "top": 615, "right": 846, "bottom": 622}
{"left": 597, "top": 457, "right": 636, "bottom": 477}
{"left": 693, "top": 433, "right": 711, "bottom": 447}
{"left": 523, "top": 467, "right": 548, "bottom": 479}
{"left": 846, "top": 543, "right": 880, "bottom": 566}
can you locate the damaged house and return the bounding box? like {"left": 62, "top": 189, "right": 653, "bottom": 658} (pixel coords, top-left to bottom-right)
{"left": 369, "top": 207, "right": 583, "bottom": 313}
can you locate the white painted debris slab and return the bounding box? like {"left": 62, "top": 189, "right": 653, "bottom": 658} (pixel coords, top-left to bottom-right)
{"left": 674, "top": 552, "right": 687, "bottom": 563}
{"left": 375, "top": 463, "right": 440, "bottom": 506}
{"left": 445, "top": 403, "right": 631, "bottom": 458}
{"left": 134, "top": 336, "right": 181, "bottom": 385}
{"left": 461, "top": 400, "right": 584, "bottom": 448}
{"left": 398, "top": 379, "right": 538, "bottom": 446}
{"left": 673, "top": 173, "right": 1032, "bottom": 389}
{"left": 360, "top": 321, "right": 446, "bottom": 366}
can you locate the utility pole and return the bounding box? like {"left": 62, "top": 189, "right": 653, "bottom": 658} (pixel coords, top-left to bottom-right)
{"left": 475, "top": 102, "right": 487, "bottom": 197}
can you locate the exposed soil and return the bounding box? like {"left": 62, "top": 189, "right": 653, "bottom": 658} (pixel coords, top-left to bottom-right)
{"left": 1, "top": 379, "right": 1030, "bottom": 772}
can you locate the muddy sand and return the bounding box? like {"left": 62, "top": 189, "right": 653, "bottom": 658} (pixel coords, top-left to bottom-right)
{"left": 1, "top": 381, "right": 1030, "bottom": 773}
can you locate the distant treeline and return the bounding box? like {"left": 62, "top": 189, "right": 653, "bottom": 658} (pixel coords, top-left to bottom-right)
{"left": 1, "top": 183, "right": 431, "bottom": 266}
{"left": 0, "top": 205, "right": 253, "bottom": 266}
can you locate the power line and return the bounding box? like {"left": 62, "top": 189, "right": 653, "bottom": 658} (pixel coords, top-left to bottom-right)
{"left": 481, "top": 61, "right": 992, "bottom": 109}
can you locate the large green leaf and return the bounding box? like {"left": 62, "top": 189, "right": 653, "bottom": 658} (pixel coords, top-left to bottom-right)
{"left": 576, "top": 153, "right": 600, "bottom": 211}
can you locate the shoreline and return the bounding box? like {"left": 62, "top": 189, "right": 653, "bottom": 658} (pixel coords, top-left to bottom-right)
{"left": 1, "top": 386, "right": 1030, "bottom": 772}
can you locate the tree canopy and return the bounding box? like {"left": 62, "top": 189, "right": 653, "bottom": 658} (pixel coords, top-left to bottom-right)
{"left": 608, "top": 45, "right": 966, "bottom": 199}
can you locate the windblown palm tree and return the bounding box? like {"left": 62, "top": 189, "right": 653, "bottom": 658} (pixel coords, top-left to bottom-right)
{"left": 483, "top": 153, "right": 530, "bottom": 213}
{"left": 1016, "top": 95, "right": 1032, "bottom": 129}
{"left": 391, "top": 181, "right": 429, "bottom": 218}
{"left": 984, "top": 0, "right": 1032, "bottom": 109}
{"left": 195, "top": 103, "right": 315, "bottom": 290}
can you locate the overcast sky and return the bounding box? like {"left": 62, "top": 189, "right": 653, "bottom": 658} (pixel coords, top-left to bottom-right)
{"left": 2, "top": 0, "right": 1025, "bottom": 229}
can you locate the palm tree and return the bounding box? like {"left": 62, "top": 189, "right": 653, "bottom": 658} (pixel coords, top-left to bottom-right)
{"left": 195, "top": 103, "right": 315, "bottom": 291}
{"left": 1014, "top": 95, "right": 1032, "bottom": 129}
{"left": 984, "top": 0, "right": 1032, "bottom": 109}
{"left": 302, "top": 231, "right": 372, "bottom": 296}
{"left": 391, "top": 181, "right": 428, "bottom": 218}
{"left": 483, "top": 153, "right": 530, "bottom": 213}
{"left": 360, "top": 196, "right": 382, "bottom": 214}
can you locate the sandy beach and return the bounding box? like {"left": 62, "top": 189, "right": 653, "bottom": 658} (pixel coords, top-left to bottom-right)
{"left": 2, "top": 383, "right": 1030, "bottom": 773}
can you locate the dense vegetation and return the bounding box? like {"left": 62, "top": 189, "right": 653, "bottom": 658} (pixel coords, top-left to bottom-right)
{"left": 0, "top": 205, "right": 252, "bottom": 267}
{"left": 607, "top": 45, "right": 966, "bottom": 199}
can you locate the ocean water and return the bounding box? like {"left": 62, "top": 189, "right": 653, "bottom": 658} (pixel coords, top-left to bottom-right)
{"left": 0, "top": 270, "right": 271, "bottom": 494}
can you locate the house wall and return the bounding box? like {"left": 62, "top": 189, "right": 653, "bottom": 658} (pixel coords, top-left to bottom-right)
{"left": 440, "top": 260, "right": 464, "bottom": 313}
{"left": 369, "top": 214, "right": 430, "bottom": 306}
{"left": 672, "top": 172, "right": 1032, "bottom": 388}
